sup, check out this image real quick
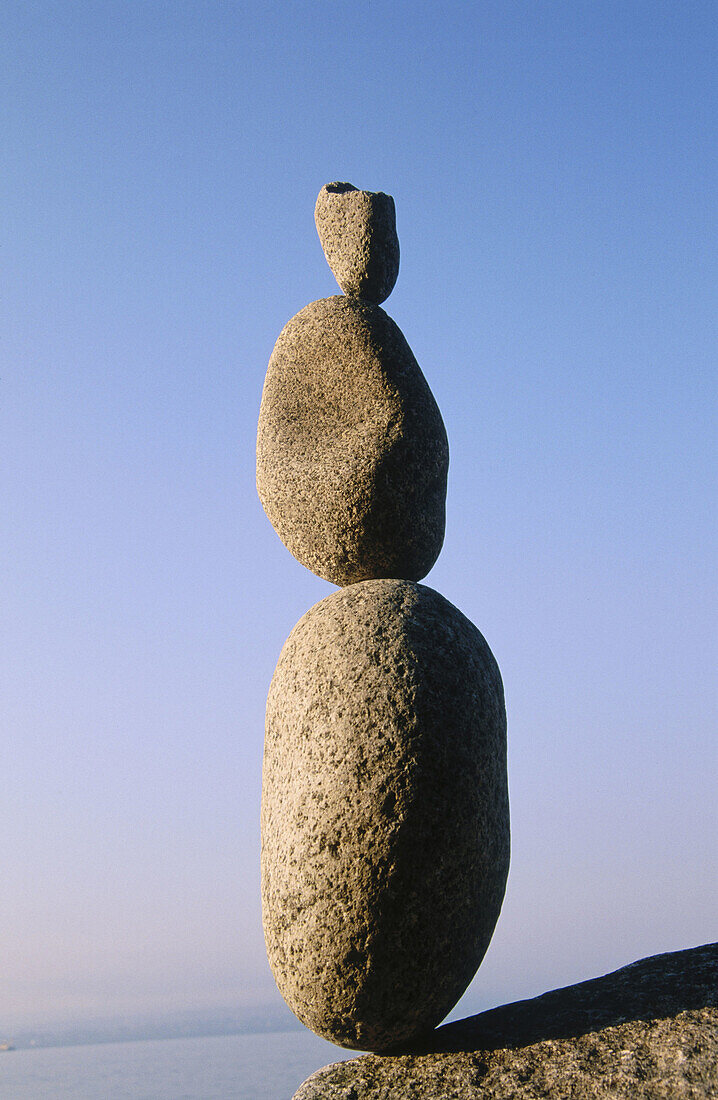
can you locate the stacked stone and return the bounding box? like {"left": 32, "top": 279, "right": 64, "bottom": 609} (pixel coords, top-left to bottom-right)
{"left": 256, "top": 183, "right": 510, "bottom": 1053}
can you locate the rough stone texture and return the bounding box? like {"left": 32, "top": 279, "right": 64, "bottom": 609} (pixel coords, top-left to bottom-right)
{"left": 315, "top": 182, "right": 400, "bottom": 304}
{"left": 292, "top": 943, "right": 718, "bottom": 1099}
{"left": 256, "top": 296, "right": 448, "bottom": 586}
{"left": 262, "top": 580, "right": 509, "bottom": 1052}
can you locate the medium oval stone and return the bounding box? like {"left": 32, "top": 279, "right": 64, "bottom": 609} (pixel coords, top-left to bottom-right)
{"left": 315, "top": 181, "right": 400, "bottom": 304}
{"left": 261, "top": 580, "right": 510, "bottom": 1052}
{"left": 256, "top": 296, "right": 449, "bottom": 586}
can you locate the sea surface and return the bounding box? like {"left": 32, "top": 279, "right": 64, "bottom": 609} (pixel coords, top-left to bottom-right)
{"left": 0, "top": 1030, "right": 357, "bottom": 1100}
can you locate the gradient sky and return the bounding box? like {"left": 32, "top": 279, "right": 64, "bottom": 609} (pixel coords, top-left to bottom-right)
{"left": 3, "top": 2, "right": 716, "bottom": 1033}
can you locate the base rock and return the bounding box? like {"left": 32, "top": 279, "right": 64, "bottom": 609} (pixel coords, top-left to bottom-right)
{"left": 293, "top": 942, "right": 718, "bottom": 1099}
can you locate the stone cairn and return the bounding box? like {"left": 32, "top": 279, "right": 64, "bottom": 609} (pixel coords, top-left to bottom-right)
{"left": 256, "top": 183, "right": 510, "bottom": 1053}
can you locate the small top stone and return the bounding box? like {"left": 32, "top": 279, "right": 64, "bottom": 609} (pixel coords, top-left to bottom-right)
{"left": 315, "top": 182, "right": 400, "bottom": 304}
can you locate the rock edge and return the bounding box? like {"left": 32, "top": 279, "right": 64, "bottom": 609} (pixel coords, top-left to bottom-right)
{"left": 292, "top": 942, "right": 718, "bottom": 1098}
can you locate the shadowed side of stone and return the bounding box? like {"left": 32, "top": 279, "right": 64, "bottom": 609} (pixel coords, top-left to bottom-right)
{"left": 292, "top": 942, "right": 718, "bottom": 1098}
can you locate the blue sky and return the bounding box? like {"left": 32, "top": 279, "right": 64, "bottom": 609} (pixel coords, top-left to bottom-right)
{"left": 3, "top": 2, "right": 716, "bottom": 1034}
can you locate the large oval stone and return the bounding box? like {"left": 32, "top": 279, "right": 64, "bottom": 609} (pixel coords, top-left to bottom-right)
{"left": 261, "top": 580, "right": 510, "bottom": 1052}
{"left": 256, "top": 297, "right": 449, "bottom": 586}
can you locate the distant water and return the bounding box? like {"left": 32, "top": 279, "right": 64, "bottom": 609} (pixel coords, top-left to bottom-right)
{"left": 0, "top": 1030, "right": 357, "bottom": 1100}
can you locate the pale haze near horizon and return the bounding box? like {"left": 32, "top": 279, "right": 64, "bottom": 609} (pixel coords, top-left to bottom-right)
{"left": 3, "top": 2, "right": 716, "bottom": 1034}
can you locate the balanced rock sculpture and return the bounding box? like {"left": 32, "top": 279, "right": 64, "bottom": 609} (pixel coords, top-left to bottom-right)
{"left": 257, "top": 183, "right": 510, "bottom": 1052}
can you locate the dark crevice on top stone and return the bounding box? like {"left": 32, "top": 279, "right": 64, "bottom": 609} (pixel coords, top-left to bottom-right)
{"left": 325, "top": 181, "right": 358, "bottom": 194}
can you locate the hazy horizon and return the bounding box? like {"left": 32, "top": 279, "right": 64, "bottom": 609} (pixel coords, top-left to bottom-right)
{"left": 4, "top": 1, "right": 716, "bottom": 1042}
